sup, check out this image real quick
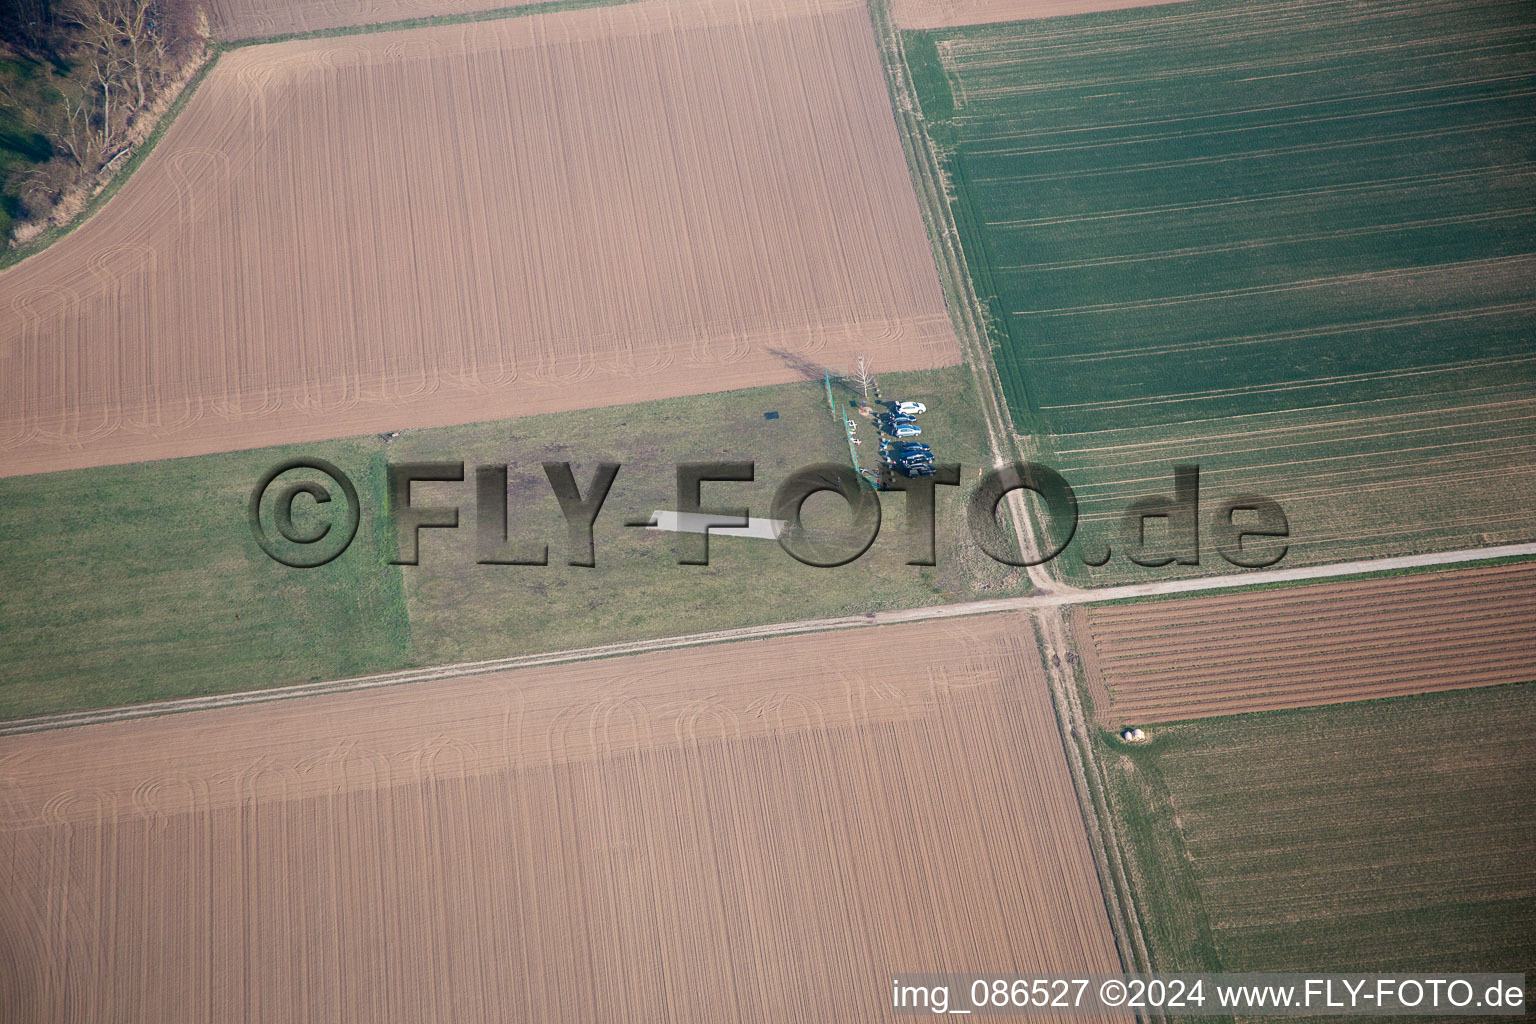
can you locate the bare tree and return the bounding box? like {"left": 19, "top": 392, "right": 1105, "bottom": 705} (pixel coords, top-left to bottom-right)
{"left": 853, "top": 354, "right": 876, "bottom": 403}
{"left": 50, "top": 0, "right": 179, "bottom": 162}
{"left": 52, "top": 83, "right": 106, "bottom": 167}
{"left": 5, "top": 0, "right": 204, "bottom": 243}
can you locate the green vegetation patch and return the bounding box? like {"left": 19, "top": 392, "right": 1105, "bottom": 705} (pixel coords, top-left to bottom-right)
{"left": 0, "top": 368, "right": 1019, "bottom": 720}
{"left": 906, "top": 0, "right": 1536, "bottom": 581}
{"left": 1101, "top": 684, "right": 1536, "bottom": 1001}
{"left": 378, "top": 368, "right": 1019, "bottom": 666}
{"left": 0, "top": 440, "right": 411, "bottom": 719}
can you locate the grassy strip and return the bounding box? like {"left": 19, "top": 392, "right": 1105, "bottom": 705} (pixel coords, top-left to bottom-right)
{"left": 0, "top": 49, "right": 220, "bottom": 272}
{"left": 378, "top": 368, "right": 1022, "bottom": 668}
{"left": 0, "top": 438, "right": 414, "bottom": 719}
{"left": 222, "top": 0, "right": 636, "bottom": 48}
{"left": 0, "top": 368, "right": 1017, "bottom": 720}
{"left": 901, "top": 31, "right": 954, "bottom": 124}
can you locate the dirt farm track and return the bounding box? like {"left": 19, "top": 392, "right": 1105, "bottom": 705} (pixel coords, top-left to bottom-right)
{"left": 1078, "top": 562, "right": 1536, "bottom": 724}
{"left": 0, "top": 616, "right": 1124, "bottom": 1022}
{"left": 0, "top": 0, "right": 957, "bottom": 478}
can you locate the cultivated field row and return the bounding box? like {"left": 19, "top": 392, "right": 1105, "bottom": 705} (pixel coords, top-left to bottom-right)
{"left": 0, "top": 0, "right": 957, "bottom": 478}
{"left": 889, "top": 0, "right": 1189, "bottom": 30}
{"left": 1076, "top": 562, "right": 1536, "bottom": 723}
{"left": 0, "top": 616, "right": 1126, "bottom": 1022}
{"left": 1050, "top": 385, "right": 1536, "bottom": 584}
{"left": 1102, "top": 685, "right": 1536, "bottom": 983}
{"left": 912, "top": 0, "right": 1536, "bottom": 584}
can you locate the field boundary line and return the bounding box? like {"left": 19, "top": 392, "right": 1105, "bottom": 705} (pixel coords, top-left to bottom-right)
{"left": 2, "top": 541, "right": 1532, "bottom": 738}
{"left": 867, "top": 0, "right": 1156, "bottom": 990}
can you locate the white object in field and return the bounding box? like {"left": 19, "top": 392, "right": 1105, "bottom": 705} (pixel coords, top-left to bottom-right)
{"left": 645, "top": 510, "right": 786, "bottom": 541}
{"left": 1121, "top": 728, "right": 1147, "bottom": 742}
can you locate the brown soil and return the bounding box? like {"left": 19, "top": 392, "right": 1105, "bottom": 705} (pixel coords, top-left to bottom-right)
{"left": 890, "top": 0, "right": 1191, "bottom": 30}
{"left": 1077, "top": 562, "right": 1536, "bottom": 724}
{"left": 0, "top": 0, "right": 958, "bottom": 479}
{"left": 0, "top": 615, "right": 1124, "bottom": 1021}
{"left": 206, "top": 0, "right": 543, "bottom": 39}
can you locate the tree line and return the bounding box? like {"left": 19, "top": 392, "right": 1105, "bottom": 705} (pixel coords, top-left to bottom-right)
{"left": 2, "top": 0, "right": 205, "bottom": 244}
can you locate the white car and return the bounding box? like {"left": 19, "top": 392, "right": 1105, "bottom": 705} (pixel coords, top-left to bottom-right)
{"left": 895, "top": 402, "right": 927, "bottom": 415}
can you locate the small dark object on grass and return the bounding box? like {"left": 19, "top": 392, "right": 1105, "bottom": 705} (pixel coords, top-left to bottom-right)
{"left": 764, "top": 411, "right": 779, "bottom": 420}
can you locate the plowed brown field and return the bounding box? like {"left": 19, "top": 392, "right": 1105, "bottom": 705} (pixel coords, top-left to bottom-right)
{"left": 0, "top": 0, "right": 957, "bottom": 479}
{"left": 1078, "top": 562, "right": 1536, "bottom": 725}
{"left": 207, "top": 0, "right": 539, "bottom": 40}
{"left": 0, "top": 615, "right": 1124, "bottom": 1022}
{"left": 891, "top": 0, "right": 1189, "bottom": 30}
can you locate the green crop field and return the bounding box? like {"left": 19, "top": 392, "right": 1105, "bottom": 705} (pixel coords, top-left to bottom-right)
{"left": 905, "top": 0, "right": 1536, "bottom": 583}
{"left": 1101, "top": 684, "right": 1536, "bottom": 1010}
{"left": 0, "top": 367, "right": 1019, "bottom": 721}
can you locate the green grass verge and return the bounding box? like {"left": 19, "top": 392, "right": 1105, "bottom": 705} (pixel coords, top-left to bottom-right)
{"left": 392, "top": 368, "right": 1022, "bottom": 667}
{"left": 1099, "top": 683, "right": 1536, "bottom": 1018}
{"left": 0, "top": 367, "right": 1016, "bottom": 720}
{"left": 0, "top": 438, "right": 412, "bottom": 719}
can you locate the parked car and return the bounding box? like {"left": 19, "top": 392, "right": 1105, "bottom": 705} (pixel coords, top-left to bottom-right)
{"left": 892, "top": 424, "right": 922, "bottom": 438}
{"left": 895, "top": 402, "right": 927, "bottom": 415}
{"left": 886, "top": 414, "right": 916, "bottom": 427}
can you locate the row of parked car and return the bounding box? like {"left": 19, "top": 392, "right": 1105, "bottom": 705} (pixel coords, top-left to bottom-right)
{"left": 878, "top": 401, "right": 935, "bottom": 478}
